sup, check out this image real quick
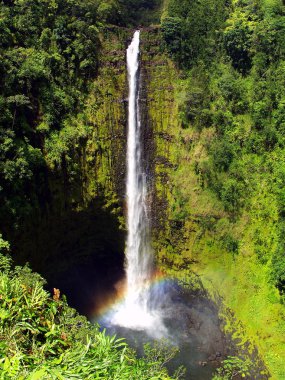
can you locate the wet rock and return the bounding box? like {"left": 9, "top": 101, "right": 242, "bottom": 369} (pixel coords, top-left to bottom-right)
{"left": 207, "top": 354, "right": 216, "bottom": 362}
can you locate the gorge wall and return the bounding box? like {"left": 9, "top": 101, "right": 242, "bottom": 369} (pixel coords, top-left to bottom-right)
{"left": 140, "top": 27, "right": 284, "bottom": 380}
{"left": 8, "top": 27, "right": 132, "bottom": 314}
{"left": 7, "top": 26, "right": 180, "bottom": 317}
{"left": 5, "top": 21, "right": 285, "bottom": 379}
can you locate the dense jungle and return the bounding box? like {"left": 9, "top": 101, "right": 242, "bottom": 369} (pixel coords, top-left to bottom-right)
{"left": 1, "top": 0, "right": 285, "bottom": 378}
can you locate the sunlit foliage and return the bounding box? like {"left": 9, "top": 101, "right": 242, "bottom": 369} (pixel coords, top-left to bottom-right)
{"left": 0, "top": 252, "right": 177, "bottom": 379}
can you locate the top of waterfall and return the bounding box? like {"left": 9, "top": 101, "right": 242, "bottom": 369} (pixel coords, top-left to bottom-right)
{"left": 127, "top": 30, "right": 140, "bottom": 64}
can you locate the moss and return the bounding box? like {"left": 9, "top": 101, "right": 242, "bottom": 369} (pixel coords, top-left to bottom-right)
{"left": 155, "top": 120, "right": 285, "bottom": 378}
{"left": 140, "top": 28, "right": 182, "bottom": 237}
{"left": 140, "top": 27, "right": 285, "bottom": 380}
{"left": 150, "top": 81, "right": 285, "bottom": 380}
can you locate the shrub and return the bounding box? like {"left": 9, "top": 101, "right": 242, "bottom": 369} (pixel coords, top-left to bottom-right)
{"left": 212, "top": 355, "right": 251, "bottom": 379}
{"left": 0, "top": 254, "right": 176, "bottom": 379}
{"left": 219, "top": 177, "right": 244, "bottom": 213}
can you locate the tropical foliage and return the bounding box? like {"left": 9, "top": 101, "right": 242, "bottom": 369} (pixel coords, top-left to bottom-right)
{"left": 159, "top": 0, "right": 285, "bottom": 377}
{"left": 162, "top": 0, "right": 285, "bottom": 304}
{"left": 0, "top": 250, "right": 177, "bottom": 379}
{"left": 0, "top": 0, "right": 157, "bottom": 230}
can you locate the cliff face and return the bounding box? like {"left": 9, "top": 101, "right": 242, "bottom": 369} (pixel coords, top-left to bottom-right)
{"left": 8, "top": 24, "right": 183, "bottom": 316}
{"left": 52, "top": 27, "right": 131, "bottom": 212}
{"left": 9, "top": 28, "right": 132, "bottom": 314}
{"left": 141, "top": 28, "right": 283, "bottom": 378}
{"left": 139, "top": 28, "right": 181, "bottom": 234}
{"left": 81, "top": 28, "right": 130, "bottom": 205}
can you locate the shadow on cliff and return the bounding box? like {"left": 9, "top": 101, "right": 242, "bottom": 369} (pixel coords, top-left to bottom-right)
{"left": 11, "top": 200, "right": 125, "bottom": 317}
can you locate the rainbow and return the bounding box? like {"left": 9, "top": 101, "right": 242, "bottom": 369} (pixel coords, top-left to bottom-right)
{"left": 93, "top": 270, "right": 170, "bottom": 325}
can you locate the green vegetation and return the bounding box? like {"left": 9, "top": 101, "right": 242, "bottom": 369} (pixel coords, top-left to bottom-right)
{"left": 212, "top": 356, "right": 251, "bottom": 379}
{"left": 0, "top": 245, "right": 178, "bottom": 379}
{"left": 0, "top": 0, "right": 101, "bottom": 230}
{"left": 0, "top": 0, "right": 158, "bottom": 233}
{"left": 161, "top": 0, "right": 227, "bottom": 68}
{"left": 155, "top": 0, "right": 285, "bottom": 378}
{"left": 1, "top": 0, "right": 285, "bottom": 378}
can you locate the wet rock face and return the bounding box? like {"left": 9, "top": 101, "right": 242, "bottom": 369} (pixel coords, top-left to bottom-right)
{"left": 139, "top": 28, "right": 181, "bottom": 233}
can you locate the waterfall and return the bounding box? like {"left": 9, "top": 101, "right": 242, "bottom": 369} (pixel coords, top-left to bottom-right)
{"left": 126, "top": 31, "right": 153, "bottom": 308}
{"left": 111, "top": 31, "right": 165, "bottom": 335}
{"left": 100, "top": 34, "right": 228, "bottom": 373}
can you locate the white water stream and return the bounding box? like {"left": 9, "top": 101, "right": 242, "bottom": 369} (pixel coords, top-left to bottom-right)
{"left": 111, "top": 31, "right": 165, "bottom": 335}
{"left": 125, "top": 30, "right": 153, "bottom": 300}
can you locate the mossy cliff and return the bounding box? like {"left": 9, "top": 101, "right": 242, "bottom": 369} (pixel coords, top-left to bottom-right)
{"left": 139, "top": 28, "right": 181, "bottom": 231}
{"left": 48, "top": 27, "right": 132, "bottom": 213}
{"left": 8, "top": 28, "right": 133, "bottom": 313}
{"left": 139, "top": 27, "right": 285, "bottom": 380}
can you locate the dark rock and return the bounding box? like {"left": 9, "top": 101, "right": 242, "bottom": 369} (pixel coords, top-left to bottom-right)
{"left": 207, "top": 354, "right": 216, "bottom": 362}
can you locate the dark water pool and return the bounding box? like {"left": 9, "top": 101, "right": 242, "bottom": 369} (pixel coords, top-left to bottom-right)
{"left": 98, "top": 280, "right": 228, "bottom": 379}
